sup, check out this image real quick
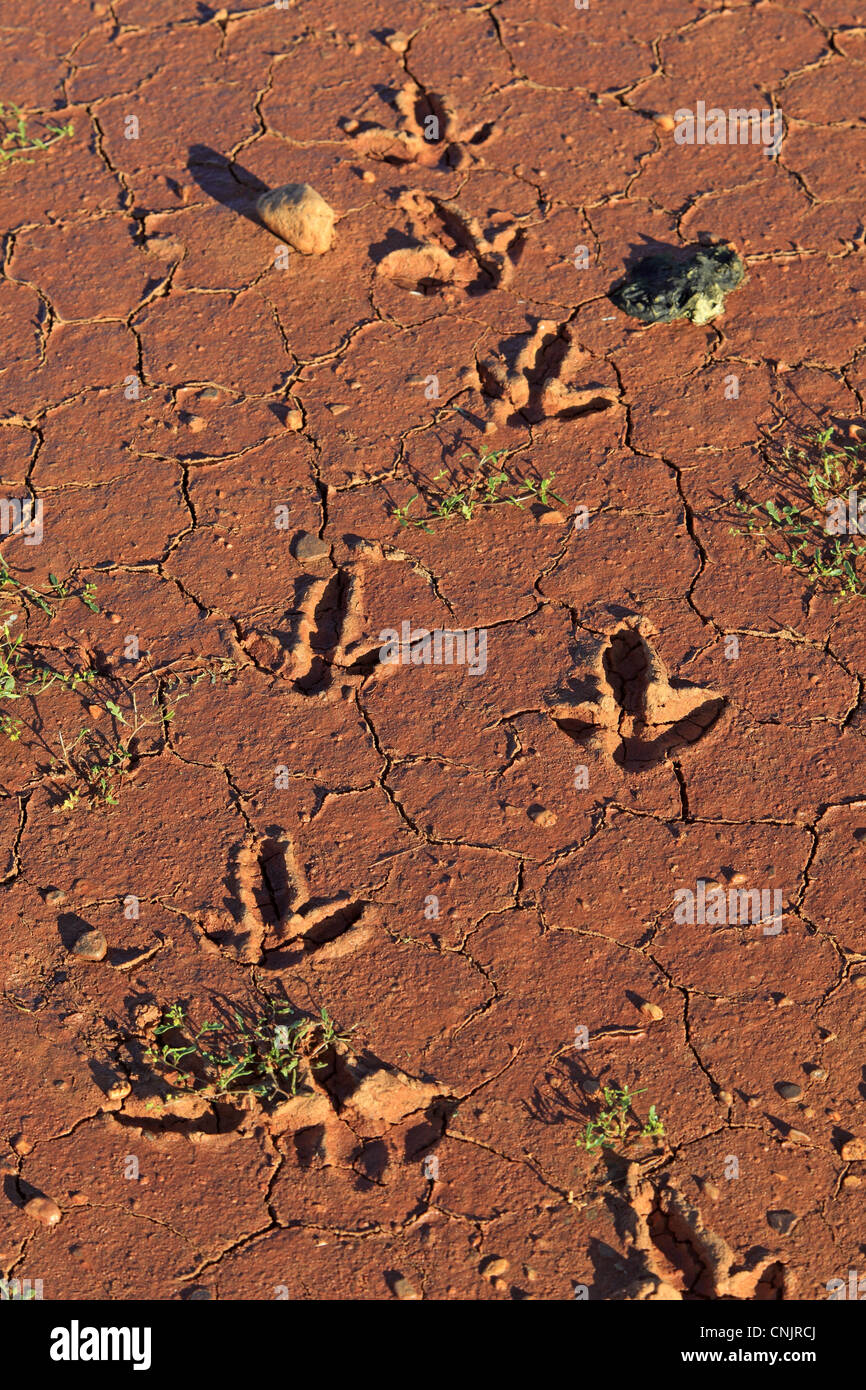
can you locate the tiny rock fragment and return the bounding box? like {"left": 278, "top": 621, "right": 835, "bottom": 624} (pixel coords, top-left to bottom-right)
{"left": 841, "top": 1137, "right": 866, "bottom": 1161}
{"left": 843, "top": 1174, "right": 861, "bottom": 1188}
{"left": 527, "top": 804, "right": 556, "bottom": 827}
{"left": 654, "top": 113, "right": 675, "bottom": 131}
{"left": 776, "top": 995, "right": 794, "bottom": 1008}
{"left": 393, "top": 1275, "right": 421, "bottom": 1300}
{"left": 107, "top": 1079, "right": 131, "bottom": 1102}
{"left": 11, "top": 1133, "right": 32, "bottom": 1155}
{"left": 71, "top": 929, "right": 107, "bottom": 962}
{"left": 284, "top": 409, "right": 303, "bottom": 431}
{"left": 481, "top": 1256, "right": 509, "bottom": 1279}
{"left": 786, "top": 1129, "right": 810, "bottom": 1145}
{"left": 538, "top": 509, "right": 566, "bottom": 524}
{"left": 24, "top": 1196, "right": 62, "bottom": 1227}
{"left": 45, "top": 889, "right": 66, "bottom": 906}
{"left": 717, "top": 1090, "right": 733, "bottom": 1105}
{"left": 293, "top": 532, "right": 330, "bottom": 563}
{"left": 385, "top": 30, "right": 410, "bottom": 52}
{"left": 640, "top": 1001, "right": 664, "bottom": 1022}
{"left": 766, "top": 1209, "right": 797, "bottom": 1235}
{"left": 776, "top": 1081, "right": 802, "bottom": 1101}
{"left": 256, "top": 182, "right": 335, "bottom": 256}
{"left": 702, "top": 1180, "right": 720, "bottom": 1202}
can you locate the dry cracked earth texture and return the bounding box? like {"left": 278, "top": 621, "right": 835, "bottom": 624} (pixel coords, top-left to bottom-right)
{"left": 0, "top": 0, "right": 865, "bottom": 1305}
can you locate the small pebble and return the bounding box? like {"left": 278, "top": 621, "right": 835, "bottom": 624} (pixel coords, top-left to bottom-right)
{"left": 842, "top": 1174, "right": 861, "bottom": 1188}
{"left": 527, "top": 805, "right": 556, "bottom": 827}
{"left": 702, "top": 1180, "right": 720, "bottom": 1202}
{"left": 45, "top": 889, "right": 66, "bottom": 906}
{"left": 766, "top": 1209, "right": 797, "bottom": 1235}
{"left": 786, "top": 1129, "right": 810, "bottom": 1145}
{"left": 11, "top": 1134, "right": 32, "bottom": 1155}
{"left": 393, "top": 1275, "right": 421, "bottom": 1300}
{"left": 284, "top": 409, "right": 303, "bottom": 431}
{"left": 293, "top": 532, "right": 330, "bottom": 563}
{"left": 717, "top": 1090, "right": 733, "bottom": 1106}
{"left": 481, "top": 1256, "right": 509, "bottom": 1279}
{"left": 776, "top": 1082, "right": 802, "bottom": 1101}
{"left": 841, "top": 1137, "right": 866, "bottom": 1161}
{"left": 654, "top": 114, "right": 675, "bottom": 131}
{"left": 71, "top": 929, "right": 107, "bottom": 962}
{"left": 640, "top": 1002, "right": 664, "bottom": 1022}
{"left": 808, "top": 1067, "right": 827, "bottom": 1081}
{"left": 107, "top": 1080, "right": 131, "bottom": 1102}
{"left": 385, "top": 30, "right": 409, "bottom": 52}
{"left": 24, "top": 1196, "right": 61, "bottom": 1227}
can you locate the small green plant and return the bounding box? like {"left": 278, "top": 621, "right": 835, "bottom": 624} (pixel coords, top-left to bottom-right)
{"left": 392, "top": 447, "right": 566, "bottom": 532}
{"left": 576, "top": 1085, "right": 665, "bottom": 1154}
{"left": 0, "top": 101, "right": 73, "bottom": 165}
{"left": 0, "top": 558, "right": 99, "bottom": 616}
{"left": 731, "top": 425, "right": 866, "bottom": 599}
{"left": 0, "top": 609, "right": 101, "bottom": 743}
{"left": 49, "top": 686, "right": 183, "bottom": 811}
{"left": 142, "top": 999, "right": 353, "bottom": 1108}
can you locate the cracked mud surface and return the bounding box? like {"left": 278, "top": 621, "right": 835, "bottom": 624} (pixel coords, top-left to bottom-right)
{"left": 1, "top": 0, "right": 865, "bottom": 1304}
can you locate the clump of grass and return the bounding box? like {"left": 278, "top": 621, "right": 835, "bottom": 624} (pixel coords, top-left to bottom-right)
{"left": 143, "top": 1000, "right": 352, "bottom": 1108}
{"left": 0, "top": 609, "right": 101, "bottom": 742}
{"left": 576, "top": 1084, "right": 665, "bottom": 1154}
{"left": 0, "top": 101, "right": 73, "bottom": 165}
{"left": 392, "top": 446, "right": 566, "bottom": 532}
{"left": 730, "top": 425, "right": 866, "bottom": 599}
{"left": 49, "top": 686, "right": 183, "bottom": 812}
{"left": 0, "top": 558, "right": 99, "bottom": 617}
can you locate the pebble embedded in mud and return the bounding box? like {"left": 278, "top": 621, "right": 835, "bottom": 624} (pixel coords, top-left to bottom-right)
{"left": 840, "top": 1137, "right": 866, "bottom": 1161}
{"left": 481, "top": 1256, "right": 509, "bottom": 1279}
{"left": 766, "top": 1210, "right": 797, "bottom": 1235}
{"left": 70, "top": 929, "right": 108, "bottom": 962}
{"left": 293, "top": 532, "right": 330, "bottom": 563}
{"left": 776, "top": 1081, "right": 803, "bottom": 1101}
{"left": 11, "top": 1133, "right": 33, "bottom": 1155}
{"left": 639, "top": 1001, "right": 664, "bottom": 1021}
{"left": 527, "top": 805, "right": 557, "bottom": 827}
{"left": 24, "top": 1196, "right": 62, "bottom": 1227}
{"left": 393, "top": 1276, "right": 421, "bottom": 1300}
{"left": 45, "top": 889, "right": 66, "bottom": 905}
{"left": 256, "top": 183, "right": 335, "bottom": 256}
{"left": 609, "top": 242, "right": 745, "bottom": 326}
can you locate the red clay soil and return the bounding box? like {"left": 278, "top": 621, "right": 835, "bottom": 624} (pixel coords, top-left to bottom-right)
{"left": 0, "top": 0, "right": 865, "bottom": 1303}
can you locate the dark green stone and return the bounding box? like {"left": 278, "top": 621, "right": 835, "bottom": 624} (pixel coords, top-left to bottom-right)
{"left": 609, "top": 242, "right": 746, "bottom": 326}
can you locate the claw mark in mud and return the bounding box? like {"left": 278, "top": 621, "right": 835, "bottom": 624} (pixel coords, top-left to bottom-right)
{"left": 375, "top": 189, "right": 524, "bottom": 299}
{"left": 607, "top": 1165, "right": 789, "bottom": 1300}
{"left": 204, "top": 833, "right": 375, "bottom": 962}
{"left": 548, "top": 617, "right": 725, "bottom": 771}
{"left": 344, "top": 80, "right": 498, "bottom": 169}
{"left": 459, "top": 319, "right": 620, "bottom": 434}
{"left": 241, "top": 566, "right": 377, "bottom": 694}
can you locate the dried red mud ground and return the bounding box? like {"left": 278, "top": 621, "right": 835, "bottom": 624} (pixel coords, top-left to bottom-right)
{"left": 0, "top": 0, "right": 865, "bottom": 1304}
